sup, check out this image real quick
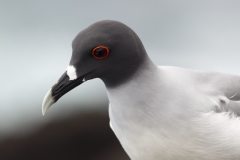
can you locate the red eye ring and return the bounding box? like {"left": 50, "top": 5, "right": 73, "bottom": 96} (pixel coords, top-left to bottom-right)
{"left": 92, "top": 46, "right": 110, "bottom": 60}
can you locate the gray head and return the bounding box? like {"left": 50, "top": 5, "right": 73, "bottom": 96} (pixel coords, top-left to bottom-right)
{"left": 42, "top": 20, "right": 149, "bottom": 115}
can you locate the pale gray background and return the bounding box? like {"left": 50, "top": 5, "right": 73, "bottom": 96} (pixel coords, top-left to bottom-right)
{"left": 1, "top": 0, "right": 240, "bottom": 138}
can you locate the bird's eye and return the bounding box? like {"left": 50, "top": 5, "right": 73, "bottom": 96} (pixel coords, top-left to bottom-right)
{"left": 92, "top": 46, "right": 109, "bottom": 60}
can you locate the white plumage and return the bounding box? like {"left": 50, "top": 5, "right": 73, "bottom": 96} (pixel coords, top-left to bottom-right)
{"left": 107, "top": 59, "right": 240, "bottom": 160}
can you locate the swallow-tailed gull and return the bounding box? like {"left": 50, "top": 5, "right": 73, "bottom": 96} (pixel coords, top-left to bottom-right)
{"left": 42, "top": 20, "right": 240, "bottom": 160}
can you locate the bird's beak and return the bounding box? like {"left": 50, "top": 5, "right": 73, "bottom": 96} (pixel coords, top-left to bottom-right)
{"left": 42, "top": 71, "right": 85, "bottom": 115}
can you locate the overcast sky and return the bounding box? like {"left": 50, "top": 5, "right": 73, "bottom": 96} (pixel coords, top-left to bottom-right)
{"left": 1, "top": 0, "right": 240, "bottom": 137}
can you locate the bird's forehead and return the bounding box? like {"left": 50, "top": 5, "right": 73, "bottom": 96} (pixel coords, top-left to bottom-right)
{"left": 72, "top": 31, "right": 103, "bottom": 50}
{"left": 72, "top": 21, "right": 129, "bottom": 48}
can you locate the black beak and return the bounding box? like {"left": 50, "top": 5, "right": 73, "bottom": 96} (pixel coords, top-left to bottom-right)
{"left": 52, "top": 71, "right": 85, "bottom": 102}
{"left": 42, "top": 71, "right": 85, "bottom": 115}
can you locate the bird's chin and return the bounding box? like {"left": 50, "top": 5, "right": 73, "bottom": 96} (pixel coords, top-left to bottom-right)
{"left": 42, "top": 71, "right": 87, "bottom": 115}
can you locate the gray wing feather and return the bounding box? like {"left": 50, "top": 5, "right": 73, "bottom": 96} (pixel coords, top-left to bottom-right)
{"left": 203, "top": 71, "right": 240, "bottom": 115}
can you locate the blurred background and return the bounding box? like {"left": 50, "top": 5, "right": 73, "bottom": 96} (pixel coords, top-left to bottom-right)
{"left": 1, "top": 0, "right": 240, "bottom": 159}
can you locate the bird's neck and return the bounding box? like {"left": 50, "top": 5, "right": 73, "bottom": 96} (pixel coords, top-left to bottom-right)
{"left": 105, "top": 56, "right": 160, "bottom": 107}
{"left": 104, "top": 57, "right": 161, "bottom": 138}
{"left": 102, "top": 55, "right": 157, "bottom": 88}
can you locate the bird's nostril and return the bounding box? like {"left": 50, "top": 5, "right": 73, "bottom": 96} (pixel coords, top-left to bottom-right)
{"left": 54, "top": 84, "right": 64, "bottom": 94}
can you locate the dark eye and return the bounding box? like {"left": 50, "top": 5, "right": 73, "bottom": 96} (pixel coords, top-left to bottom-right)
{"left": 92, "top": 46, "right": 109, "bottom": 60}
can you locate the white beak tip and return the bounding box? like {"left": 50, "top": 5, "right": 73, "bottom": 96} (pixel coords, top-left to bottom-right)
{"left": 42, "top": 89, "right": 55, "bottom": 116}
